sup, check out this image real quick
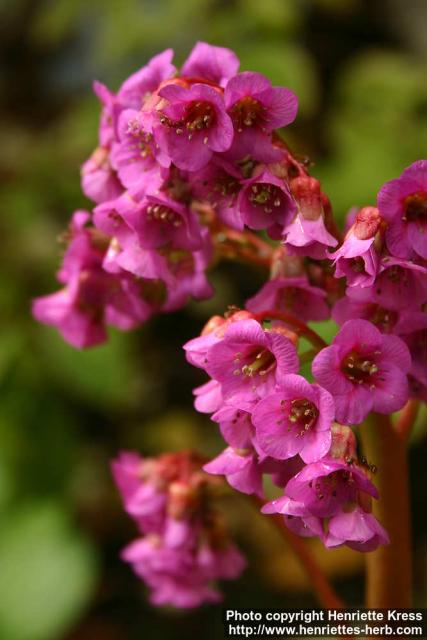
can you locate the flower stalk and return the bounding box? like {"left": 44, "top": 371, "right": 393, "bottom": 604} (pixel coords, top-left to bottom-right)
{"left": 361, "top": 414, "right": 412, "bottom": 607}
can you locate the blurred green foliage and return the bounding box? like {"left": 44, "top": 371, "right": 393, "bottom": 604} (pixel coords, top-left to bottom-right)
{"left": 1, "top": 0, "right": 427, "bottom": 638}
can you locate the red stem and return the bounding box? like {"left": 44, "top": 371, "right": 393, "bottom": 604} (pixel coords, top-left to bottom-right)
{"left": 395, "top": 399, "right": 420, "bottom": 440}
{"left": 361, "top": 414, "right": 412, "bottom": 607}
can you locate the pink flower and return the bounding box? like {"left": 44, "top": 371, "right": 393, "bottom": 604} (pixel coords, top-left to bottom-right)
{"left": 110, "top": 109, "right": 169, "bottom": 195}
{"left": 252, "top": 375, "right": 334, "bottom": 463}
{"left": 181, "top": 42, "right": 240, "bottom": 88}
{"left": 312, "top": 319, "right": 411, "bottom": 424}
{"left": 211, "top": 405, "right": 254, "bottom": 449}
{"left": 283, "top": 177, "right": 337, "bottom": 258}
{"left": 115, "top": 193, "right": 204, "bottom": 252}
{"left": 246, "top": 276, "right": 330, "bottom": 322}
{"left": 262, "top": 458, "right": 389, "bottom": 551}
{"left": 81, "top": 147, "right": 123, "bottom": 204}
{"left": 117, "top": 49, "right": 176, "bottom": 108}
{"left": 204, "top": 318, "right": 299, "bottom": 408}
{"left": 122, "top": 535, "right": 245, "bottom": 608}
{"left": 394, "top": 311, "right": 427, "bottom": 402}
{"left": 193, "top": 380, "right": 223, "bottom": 414}
{"left": 224, "top": 71, "right": 298, "bottom": 160}
{"left": 203, "top": 446, "right": 264, "bottom": 497}
{"left": 111, "top": 452, "right": 166, "bottom": 532}
{"left": 332, "top": 297, "right": 399, "bottom": 334}
{"left": 32, "top": 212, "right": 152, "bottom": 347}
{"left": 238, "top": 170, "right": 296, "bottom": 236}
{"left": 154, "top": 83, "right": 233, "bottom": 170}
{"left": 112, "top": 450, "right": 246, "bottom": 609}
{"left": 377, "top": 160, "right": 427, "bottom": 259}
{"left": 189, "top": 157, "right": 245, "bottom": 230}
{"left": 331, "top": 207, "right": 383, "bottom": 287}
{"left": 346, "top": 257, "right": 427, "bottom": 311}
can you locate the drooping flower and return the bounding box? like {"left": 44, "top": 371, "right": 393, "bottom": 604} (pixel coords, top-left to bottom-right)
{"left": 377, "top": 160, "right": 427, "bottom": 259}
{"left": 262, "top": 458, "right": 389, "bottom": 551}
{"left": 204, "top": 446, "right": 264, "bottom": 497}
{"left": 331, "top": 206, "right": 383, "bottom": 288}
{"left": 252, "top": 374, "right": 334, "bottom": 463}
{"left": 312, "top": 319, "right": 411, "bottom": 424}
{"left": 283, "top": 176, "right": 338, "bottom": 258}
{"left": 112, "top": 450, "right": 246, "bottom": 608}
{"left": 153, "top": 83, "right": 234, "bottom": 170}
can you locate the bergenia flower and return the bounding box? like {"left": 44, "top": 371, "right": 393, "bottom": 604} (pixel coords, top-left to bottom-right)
{"left": 154, "top": 82, "right": 234, "bottom": 170}
{"left": 181, "top": 42, "right": 240, "bottom": 88}
{"left": 346, "top": 257, "right": 427, "bottom": 311}
{"left": 312, "top": 319, "right": 411, "bottom": 424}
{"left": 332, "top": 296, "right": 399, "bottom": 334}
{"left": 110, "top": 109, "right": 169, "bottom": 195}
{"left": 252, "top": 374, "right": 334, "bottom": 463}
{"left": 81, "top": 146, "right": 123, "bottom": 204}
{"left": 331, "top": 206, "right": 383, "bottom": 288}
{"left": 238, "top": 170, "right": 296, "bottom": 237}
{"left": 377, "top": 159, "right": 427, "bottom": 259}
{"left": 224, "top": 71, "right": 298, "bottom": 160}
{"left": 117, "top": 48, "right": 176, "bottom": 108}
{"left": 203, "top": 446, "right": 264, "bottom": 497}
{"left": 246, "top": 276, "right": 330, "bottom": 322}
{"left": 189, "top": 157, "right": 245, "bottom": 230}
{"left": 394, "top": 311, "right": 427, "bottom": 403}
{"left": 283, "top": 176, "right": 338, "bottom": 258}
{"left": 204, "top": 318, "right": 299, "bottom": 408}
{"left": 262, "top": 458, "right": 389, "bottom": 551}
{"left": 112, "top": 450, "right": 246, "bottom": 608}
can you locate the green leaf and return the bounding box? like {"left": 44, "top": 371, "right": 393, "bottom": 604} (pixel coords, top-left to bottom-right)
{"left": 0, "top": 502, "right": 98, "bottom": 640}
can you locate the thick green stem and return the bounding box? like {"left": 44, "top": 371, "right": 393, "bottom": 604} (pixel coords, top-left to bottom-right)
{"left": 360, "top": 414, "right": 412, "bottom": 607}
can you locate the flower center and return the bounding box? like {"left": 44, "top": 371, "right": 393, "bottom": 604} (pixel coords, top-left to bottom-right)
{"left": 288, "top": 398, "right": 319, "bottom": 435}
{"left": 230, "top": 96, "right": 264, "bottom": 131}
{"left": 403, "top": 191, "right": 427, "bottom": 224}
{"left": 126, "top": 120, "right": 152, "bottom": 158}
{"left": 349, "top": 257, "right": 366, "bottom": 274}
{"left": 368, "top": 304, "right": 398, "bottom": 332}
{"left": 233, "top": 348, "right": 276, "bottom": 377}
{"left": 184, "top": 101, "right": 215, "bottom": 131}
{"left": 248, "top": 183, "right": 284, "bottom": 213}
{"left": 159, "top": 101, "right": 216, "bottom": 142}
{"left": 146, "top": 204, "right": 182, "bottom": 227}
{"left": 341, "top": 351, "right": 379, "bottom": 384}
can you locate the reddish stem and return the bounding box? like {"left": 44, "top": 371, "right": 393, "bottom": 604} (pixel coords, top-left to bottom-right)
{"left": 395, "top": 399, "right": 420, "bottom": 440}
{"left": 361, "top": 414, "right": 412, "bottom": 607}
{"left": 254, "top": 309, "right": 327, "bottom": 351}
{"left": 251, "top": 496, "right": 344, "bottom": 608}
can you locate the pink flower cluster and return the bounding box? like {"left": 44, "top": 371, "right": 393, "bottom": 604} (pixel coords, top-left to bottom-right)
{"left": 112, "top": 450, "right": 245, "bottom": 608}
{"left": 33, "top": 41, "right": 427, "bottom": 608}
{"left": 34, "top": 41, "right": 333, "bottom": 348}
{"left": 331, "top": 162, "right": 427, "bottom": 404}
{"left": 184, "top": 313, "right": 389, "bottom": 551}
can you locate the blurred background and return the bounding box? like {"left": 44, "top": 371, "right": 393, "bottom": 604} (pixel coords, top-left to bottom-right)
{"left": 1, "top": 0, "right": 427, "bottom": 637}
